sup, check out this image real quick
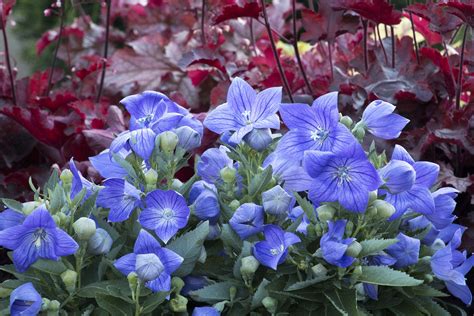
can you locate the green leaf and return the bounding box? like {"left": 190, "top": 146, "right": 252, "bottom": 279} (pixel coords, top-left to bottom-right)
{"left": 285, "top": 275, "right": 332, "bottom": 291}
{"left": 140, "top": 291, "right": 168, "bottom": 314}
{"left": 112, "top": 153, "right": 139, "bottom": 180}
{"left": 417, "top": 298, "right": 450, "bottom": 316}
{"left": 48, "top": 185, "right": 66, "bottom": 214}
{"left": 248, "top": 165, "right": 272, "bottom": 197}
{"left": 95, "top": 294, "right": 133, "bottom": 315}
{"left": 251, "top": 279, "right": 270, "bottom": 310}
{"left": 77, "top": 280, "right": 136, "bottom": 302}
{"left": 75, "top": 191, "right": 98, "bottom": 219}
{"left": 359, "top": 239, "right": 398, "bottom": 257}
{"left": 358, "top": 266, "right": 423, "bottom": 286}
{"left": 167, "top": 221, "right": 210, "bottom": 277}
{"left": 294, "top": 193, "right": 316, "bottom": 223}
{"left": 324, "top": 289, "right": 359, "bottom": 316}
{"left": 221, "top": 224, "right": 242, "bottom": 254}
{"left": 179, "top": 174, "right": 197, "bottom": 197}
{"left": 233, "top": 241, "right": 252, "bottom": 279}
{"left": 411, "top": 285, "right": 448, "bottom": 297}
{"left": 32, "top": 259, "right": 67, "bottom": 275}
{"left": 44, "top": 169, "right": 60, "bottom": 193}
{"left": 190, "top": 281, "right": 237, "bottom": 304}
{"left": 1, "top": 198, "right": 23, "bottom": 212}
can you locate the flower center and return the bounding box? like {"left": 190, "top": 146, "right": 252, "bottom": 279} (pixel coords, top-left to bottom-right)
{"left": 33, "top": 228, "right": 47, "bottom": 248}
{"left": 270, "top": 244, "right": 285, "bottom": 256}
{"left": 137, "top": 114, "right": 155, "bottom": 127}
{"left": 335, "top": 166, "right": 351, "bottom": 184}
{"left": 162, "top": 208, "right": 175, "bottom": 220}
{"left": 242, "top": 110, "right": 252, "bottom": 124}
{"left": 310, "top": 127, "right": 329, "bottom": 142}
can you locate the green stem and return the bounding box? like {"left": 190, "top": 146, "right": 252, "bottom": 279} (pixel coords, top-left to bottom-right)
{"left": 75, "top": 245, "right": 86, "bottom": 289}
{"left": 135, "top": 281, "right": 142, "bottom": 316}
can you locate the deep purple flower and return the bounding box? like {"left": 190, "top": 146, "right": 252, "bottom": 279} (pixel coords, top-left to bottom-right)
{"left": 70, "top": 159, "right": 95, "bottom": 200}
{"left": 303, "top": 145, "right": 382, "bottom": 213}
{"left": 382, "top": 145, "right": 438, "bottom": 220}
{"left": 320, "top": 220, "right": 356, "bottom": 268}
{"left": 431, "top": 228, "right": 474, "bottom": 305}
{"left": 0, "top": 206, "right": 78, "bottom": 272}
{"left": 385, "top": 233, "right": 420, "bottom": 268}
{"left": 360, "top": 100, "right": 409, "bottom": 139}
{"left": 89, "top": 149, "right": 128, "bottom": 179}
{"left": 197, "top": 146, "right": 233, "bottom": 184}
{"left": 114, "top": 230, "right": 183, "bottom": 293}
{"left": 263, "top": 153, "right": 312, "bottom": 192}
{"left": 139, "top": 190, "right": 190, "bottom": 244}
{"left": 378, "top": 160, "right": 416, "bottom": 194}
{"left": 193, "top": 190, "right": 220, "bottom": 224}
{"left": 253, "top": 225, "right": 300, "bottom": 270}
{"left": 204, "top": 77, "right": 281, "bottom": 144}
{"left": 276, "top": 92, "right": 358, "bottom": 160}
{"left": 0, "top": 208, "right": 25, "bottom": 231}
{"left": 229, "top": 203, "right": 264, "bottom": 240}
{"left": 9, "top": 282, "right": 42, "bottom": 316}
{"left": 192, "top": 306, "right": 220, "bottom": 316}
{"left": 97, "top": 178, "right": 142, "bottom": 222}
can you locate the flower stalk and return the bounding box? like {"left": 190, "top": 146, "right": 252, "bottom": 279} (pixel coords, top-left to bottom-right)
{"left": 46, "top": 0, "right": 65, "bottom": 97}
{"left": 1, "top": 6, "right": 16, "bottom": 104}
{"left": 292, "top": 0, "right": 312, "bottom": 95}
{"left": 96, "top": 0, "right": 112, "bottom": 102}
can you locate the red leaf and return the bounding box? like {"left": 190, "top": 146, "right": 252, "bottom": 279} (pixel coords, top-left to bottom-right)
{"left": 211, "top": 1, "right": 261, "bottom": 25}
{"left": 178, "top": 48, "right": 226, "bottom": 73}
{"left": 333, "top": 0, "right": 402, "bottom": 25}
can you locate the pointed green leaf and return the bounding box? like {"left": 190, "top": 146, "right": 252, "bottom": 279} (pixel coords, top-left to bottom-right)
{"left": 285, "top": 275, "right": 332, "bottom": 291}
{"left": 358, "top": 266, "right": 423, "bottom": 286}
{"left": 248, "top": 165, "right": 272, "bottom": 197}
{"left": 359, "top": 239, "right": 398, "bottom": 257}
{"left": 294, "top": 192, "right": 317, "bottom": 223}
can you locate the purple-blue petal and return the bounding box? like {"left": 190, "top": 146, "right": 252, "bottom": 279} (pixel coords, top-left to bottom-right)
{"left": 9, "top": 282, "right": 42, "bottom": 316}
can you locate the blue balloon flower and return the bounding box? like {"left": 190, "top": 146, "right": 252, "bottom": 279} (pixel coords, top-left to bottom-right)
{"left": 175, "top": 126, "right": 202, "bottom": 151}
{"left": 263, "top": 153, "right": 312, "bottom": 192}
{"left": 378, "top": 159, "right": 416, "bottom": 194}
{"left": 361, "top": 100, "right": 409, "bottom": 140}
{"left": 303, "top": 145, "right": 382, "bottom": 213}
{"left": 229, "top": 203, "right": 264, "bottom": 240}
{"left": 97, "top": 178, "right": 142, "bottom": 222}
{"left": 320, "top": 220, "right": 356, "bottom": 268}
{"left": 204, "top": 77, "right": 281, "bottom": 145}
{"left": 0, "top": 206, "right": 78, "bottom": 272}
{"left": 87, "top": 228, "right": 113, "bottom": 255}
{"left": 192, "top": 306, "right": 220, "bottom": 316}
{"left": 276, "top": 92, "right": 358, "bottom": 160}
{"left": 89, "top": 149, "right": 128, "bottom": 179}
{"left": 197, "top": 146, "right": 233, "bottom": 184}
{"left": 243, "top": 128, "right": 273, "bottom": 151}
{"left": 193, "top": 190, "right": 220, "bottom": 224}
{"left": 262, "top": 185, "right": 293, "bottom": 216}
{"left": 287, "top": 206, "right": 310, "bottom": 235}
{"left": 0, "top": 208, "right": 25, "bottom": 231}
{"left": 188, "top": 180, "right": 217, "bottom": 204}
{"left": 424, "top": 187, "right": 458, "bottom": 230}
{"left": 69, "top": 159, "right": 96, "bottom": 200}
{"left": 385, "top": 233, "right": 420, "bottom": 268}
{"left": 139, "top": 190, "right": 190, "bottom": 244}
{"left": 431, "top": 228, "right": 474, "bottom": 305}
{"left": 381, "top": 145, "right": 438, "bottom": 220}
{"left": 253, "top": 225, "right": 300, "bottom": 270}
{"left": 114, "top": 230, "right": 183, "bottom": 292}
{"left": 9, "top": 282, "right": 42, "bottom": 316}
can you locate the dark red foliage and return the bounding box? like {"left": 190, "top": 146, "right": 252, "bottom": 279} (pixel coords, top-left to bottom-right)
{"left": 332, "top": 0, "right": 402, "bottom": 25}
{"left": 211, "top": 1, "right": 262, "bottom": 25}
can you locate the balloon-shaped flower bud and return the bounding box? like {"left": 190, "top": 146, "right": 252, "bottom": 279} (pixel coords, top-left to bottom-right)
{"left": 262, "top": 185, "right": 292, "bottom": 216}
{"left": 379, "top": 160, "right": 416, "bottom": 194}
{"left": 9, "top": 283, "right": 42, "bottom": 316}
{"left": 87, "top": 228, "right": 113, "bottom": 255}
{"left": 220, "top": 166, "right": 237, "bottom": 184}
{"left": 160, "top": 131, "right": 179, "bottom": 153}
{"left": 60, "top": 269, "right": 78, "bottom": 292}
{"left": 145, "top": 169, "right": 158, "bottom": 186}
{"left": 73, "top": 217, "right": 96, "bottom": 241}
{"left": 171, "top": 277, "right": 185, "bottom": 294}
{"left": 244, "top": 128, "right": 272, "bottom": 151}
{"left": 60, "top": 169, "right": 73, "bottom": 186}
{"left": 345, "top": 241, "right": 362, "bottom": 257}
{"left": 240, "top": 255, "right": 260, "bottom": 284}
{"left": 373, "top": 200, "right": 396, "bottom": 219}
{"left": 340, "top": 116, "right": 353, "bottom": 129}
{"left": 176, "top": 126, "right": 201, "bottom": 151}
{"left": 311, "top": 263, "right": 328, "bottom": 277}
{"left": 262, "top": 297, "right": 278, "bottom": 314}
{"left": 135, "top": 253, "right": 165, "bottom": 281}
{"left": 229, "top": 199, "right": 240, "bottom": 211}
{"left": 316, "top": 204, "right": 336, "bottom": 221}
{"left": 193, "top": 191, "right": 220, "bottom": 224}
{"left": 170, "top": 294, "right": 188, "bottom": 313}
{"left": 189, "top": 180, "right": 217, "bottom": 204}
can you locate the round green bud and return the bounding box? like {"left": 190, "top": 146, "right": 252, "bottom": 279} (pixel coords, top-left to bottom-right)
{"left": 311, "top": 263, "right": 328, "bottom": 277}
{"left": 340, "top": 116, "right": 353, "bottom": 129}
{"left": 159, "top": 131, "right": 179, "bottom": 153}
{"left": 424, "top": 274, "right": 434, "bottom": 283}
{"left": 61, "top": 269, "right": 77, "bottom": 292}
{"left": 171, "top": 178, "right": 183, "bottom": 191}
{"left": 366, "top": 206, "right": 377, "bottom": 217}
{"left": 220, "top": 166, "right": 237, "bottom": 183}
{"left": 48, "top": 300, "right": 60, "bottom": 311}
{"left": 170, "top": 295, "right": 188, "bottom": 313}
{"left": 373, "top": 200, "right": 396, "bottom": 219}
{"left": 419, "top": 256, "right": 432, "bottom": 266}
{"left": 262, "top": 297, "right": 278, "bottom": 314}
{"left": 229, "top": 200, "right": 240, "bottom": 211}
{"left": 41, "top": 298, "right": 51, "bottom": 311}
{"left": 353, "top": 125, "right": 366, "bottom": 140}
{"left": 229, "top": 286, "right": 237, "bottom": 301}
{"left": 368, "top": 191, "right": 378, "bottom": 203}
{"left": 22, "top": 201, "right": 41, "bottom": 215}
{"left": 144, "top": 169, "right": 158, "bottom": 186}
{"left": 60, "top": 169, "right": 73, "bottom": 185}
{"left": 346, "top": 241, "right": 362, "bottom": 257}
{"left": 127, "top": 272, "right": 138, "bottom": 290}
{"left": 52, "top": 215, "right": 61, "bottom": 226}
{"left": 297, "top": 260, "right": 309, "bottom": 271}
{"left": 0, "top": 287, "right": 11, "bottom": 298}
{"left": 171, "top": 277, "right": 185, "bottom": 293}
{"left": 316, "top": 205, "right": 336, "bottom": 221}
{"left": 72, "top": 217, "right": 96, "bottom": 241}
{"left": 345, "top": 221, "right": 354, "bottom": 235}
{"left": 240, "top": 255, "right": 260, "bottom": 281}
{"left": 352, "top": 265, "right": 362, "bottom": 276}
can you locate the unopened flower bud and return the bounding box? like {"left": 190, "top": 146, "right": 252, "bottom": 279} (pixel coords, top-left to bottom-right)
{"left": 229, "top": 200, "right": 240, "bottom": 211}
{"left": 52, "top": 215, "right": 61, "bottom": 226}
{"left": 262, "top": 185, "right": 292, "bottom": 216}
{"left": 207, "top": 224, "right": 221, "bottom": 240}
{"left": 369, "top": 191, "right": 378, "bottom": 203}
{"left": 352, "top": 265, "right": 362, "bottom": 276}
{"left": 340, "top": 116, "right": 353, "bottom": 129}
{"left": 41, "top": 298, "right": 51, "bottom": 311}
{"left": 73, "top": 217, "right": 96, "bottom": 241}
{"left": 127, "top": 272, "right": 138, "bottom": 292}
{"left": 145, "top": 169, "right": 158, "bottom": 186}
{"left": 262, "top": 297, "right": 278, "bottom": 314}
{"left": 175, "top": 126, "right": 201, "bottom": 151}
{"left": 345, "top": 221, "right": 354, "bottom": 235}
{"left": 373, "top": 200, "right": 396, "bottom": 219}
{"left": 159, "top": 131, "right": 179, "bottom": 153}
{"left": 171, "top": 178, "right": 183, "bottom": 191}
{"left": 229, "top": 286, "right": 237, "bottom": 301}
{"left": 60, "top": 169, "right": 73, "bottom": 186}
{"left": 61, "top": 269, "right": 77, "bottom": 292}
{"left": 170, "top": 294, "right": 188, "bottom": 312}
{"left": 22, "top": 201, "right": 41, "bottom": 215}
{"left": 171, "top": 277, "right": 185, "bottom": 293}
{"left": 48, "top": 300, "right": 60, "bottom": 311}
{"left": 0, "top": 287, "right": 11, "bottom": 298}
{"left": 423, "top": 274, "right": 433, "bottom": 283}
{"left": 366, "top": 206, "right": 377, "bottom": 217}
{"left": 316, "top": 205, "right": 336, "bottom": 221}
{"left": 297, "top": 260, "right": 308, "bottom": 271}
{"left": 240, "top": 256, "right": 260, "bottom": 282}
{"left": 220, "top": 166, "right": 236, "bottom": 183}
{"left": 353, "top": 125, "right": 366, "bottom": 140}
{"left": 244, "top": 128, "right": 272, "bottom": 152}
{"left": 311, "top": 263, "right": 328, "bottom": 277}
{"left": 346, "top": 241, "right": 362, "bottom": 257}
{"left": 87, "top": 228, "right": 113, "bottom": 255}
{"left": 136, "top": 253, "right": 165, "bottom": 281}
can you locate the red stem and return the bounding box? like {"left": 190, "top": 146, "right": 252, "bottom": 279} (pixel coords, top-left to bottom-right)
{"left": 408, "top": 12, "right": 420, "bottom": 65}
{"left": 328, "top": 41, "right": 334, "bottom": 81}
{"left": 376, "top": 24, "right": 388, "bottom": 65}
{"left": 46, "top": 0, "right": 66, "bottom": 96}
{"left": 455, "top": 25, "right": 469, "bottom": 109}
{"left": 201, "top": 0, "right": 206, "bottom": 45}
{"left": 390, "top": 25, "right": 395, "bottom": 68}
{"left": 292, "top": 0, "right": 312, "bottom": 95}
{"left": 362, "top": 19, "right": 368, "bottom": 73}
{"left": 96, "top": 0, "right": 112, "bottom": 102}
{"left": 0, "top": 9, "right": 16, "bottom": 104}
{"left": 259, "top": 0, "right": 294, "bottom": 102}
